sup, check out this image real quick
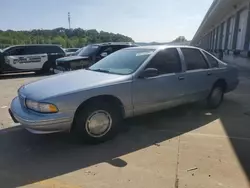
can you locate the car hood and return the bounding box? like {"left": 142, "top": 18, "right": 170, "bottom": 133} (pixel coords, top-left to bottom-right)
{"left": 57, "top": 56, "right": 89, "bottom": 62}
{"left": 19, "top": 70, "right": 130, "bottom": 101}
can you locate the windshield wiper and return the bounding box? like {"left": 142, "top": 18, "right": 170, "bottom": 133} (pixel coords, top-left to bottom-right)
{"left": 89, "top": 68, "right": 110, "bottom": 73}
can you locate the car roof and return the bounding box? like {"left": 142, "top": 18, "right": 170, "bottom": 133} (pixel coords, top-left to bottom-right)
{"left": 7, "top": 44, "right": 62, "bottom": 48}
{"left": 90, "top": 42, "right": 136, "bottom": 46}
{"left": 127, "top": 45, "right": 201, "bottom": 50}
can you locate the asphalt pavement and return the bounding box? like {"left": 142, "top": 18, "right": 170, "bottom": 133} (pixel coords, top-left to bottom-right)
{"left": 0, "top": 69, "right": 250, "bottom": 188}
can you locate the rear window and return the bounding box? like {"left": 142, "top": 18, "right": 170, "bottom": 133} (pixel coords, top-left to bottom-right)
{"left": 78, "top": 45, "right": 99, "bottom": 56}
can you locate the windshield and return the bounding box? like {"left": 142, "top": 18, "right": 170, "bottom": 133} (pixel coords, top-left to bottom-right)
{"left": 88, "top": 48, "right": 155, "bottom": 75}
{"left": 78, "top": 45, "right": 99, "bottom": 56}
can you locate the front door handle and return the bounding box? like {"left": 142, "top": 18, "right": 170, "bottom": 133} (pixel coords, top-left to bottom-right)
{"left": 207, "top": 72, "right": 212, "bottom": 76}
{"left": 178, "top": 76, "right": 185, "bottom": 80}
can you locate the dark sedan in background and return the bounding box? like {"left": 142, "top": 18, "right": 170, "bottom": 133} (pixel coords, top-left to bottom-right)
{"left": 53, "top": 42, "right": 136, "bottom": 74}
{"left": 64, "top": 48, "right": 80, "bottom": 56}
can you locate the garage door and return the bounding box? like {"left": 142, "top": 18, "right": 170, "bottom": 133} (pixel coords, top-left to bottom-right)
{"left": 213, "top": 28, "right": 217, "bottom": 50}
{"left": 217, "top": 26, "right": 222, "bottom": 49}
{"left": 236, "top": 9, "right": 248, "bottom": 50}
{"left": 211, "top": 30, "right": 215, "bottom": 50}
{"left": 228, "top": 16, "right": 235, "bottom": 50}
{"left": 222, "top": 22, "right": 227, "bottom": 49}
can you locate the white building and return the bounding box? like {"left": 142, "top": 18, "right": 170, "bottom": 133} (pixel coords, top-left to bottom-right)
{"left": 191, "top": 0, "right": 250, "bottom": 60}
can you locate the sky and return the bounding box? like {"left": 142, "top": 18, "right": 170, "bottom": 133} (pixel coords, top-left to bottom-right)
{"left": 0, "top": 0, "right": 213, "bottom": 42}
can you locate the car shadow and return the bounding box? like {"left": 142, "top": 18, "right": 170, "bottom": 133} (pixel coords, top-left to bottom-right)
{"left": 0, "top": 72, "right": 51, "bottom": 80}
{"left": 1, "top": 77, "right": 250, "bottom": 187}
{"left": 219, "top": 96, "right": 250, "bottom": 184}
{"left": 0, "top": 103, "right": 219, "bottom": 188}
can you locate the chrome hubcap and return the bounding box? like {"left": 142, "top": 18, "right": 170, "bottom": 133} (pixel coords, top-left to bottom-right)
{"left": 85, "top": 110, "right": 112, "bottom": 137}
{"left": 211, "top": 88, "right": 223, "bottom": 105}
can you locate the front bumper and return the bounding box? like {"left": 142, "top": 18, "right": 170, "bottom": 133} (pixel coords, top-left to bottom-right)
{"left": 10, "top": 97, "right": 73, "bottom": 134}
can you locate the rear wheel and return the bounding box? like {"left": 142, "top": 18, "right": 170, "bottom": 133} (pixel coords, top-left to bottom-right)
{"left": 73, "top": 101, "right": 122, "bottom": 144}
{"left": 206, "top": 85, "right": 224, "bottom": 109}
{"left": 40, "top": 60, "right": 55, "bottom": 74}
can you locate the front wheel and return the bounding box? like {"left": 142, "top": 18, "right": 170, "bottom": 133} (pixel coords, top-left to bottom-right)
{"left": 206, "top": 85, "right": 224, "bottom": 109}
{"left": 73, "top": 101, "right": 122, "bottom": 144}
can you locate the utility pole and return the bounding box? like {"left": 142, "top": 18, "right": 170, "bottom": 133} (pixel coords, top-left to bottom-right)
{"left": 68, "top": 12, "right": 71, "bottom": 29}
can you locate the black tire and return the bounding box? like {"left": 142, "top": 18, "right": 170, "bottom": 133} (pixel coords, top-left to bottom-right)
{"left": 35, "top": 70, "right": 44, "bottom": 75}
{"left": 73, "top": 101, "right": 122, "bottom": 144}
{"left": 206, "top": 85, "right": 224, "bottom": 109}
{"left": 41, "top": 60, "right": 55, "bottom": 74}
{"left": 35, "top": 62, "right": 54, "bottom": 75}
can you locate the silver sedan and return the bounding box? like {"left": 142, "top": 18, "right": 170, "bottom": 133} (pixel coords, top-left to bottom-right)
{"left": 9, "top": 45, "right": 239, "bottom": 144}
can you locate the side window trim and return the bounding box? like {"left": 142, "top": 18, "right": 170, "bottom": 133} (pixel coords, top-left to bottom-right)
{"left": 176, "top": 47, "right": 186, "bottom": 72}
{"left": 202, "top": 50, "right": 219, "bottom": 68}
{"left": 199, "top": 50, "right": 209, "bottom": 69}
{"left": 200, "top": 50, "right": 212, "bottom": 68}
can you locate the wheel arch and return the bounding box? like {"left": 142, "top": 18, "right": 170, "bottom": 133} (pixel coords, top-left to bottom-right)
{"left": 212, "top": 79, "right": 228, "bottom": 92}
{"left": 72, "top": 95, "right": 125, "bottom": 129}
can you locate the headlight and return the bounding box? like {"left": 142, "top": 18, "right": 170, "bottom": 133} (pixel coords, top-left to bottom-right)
{"left": 26, "top": 99, "right": 58, "bottom": 113}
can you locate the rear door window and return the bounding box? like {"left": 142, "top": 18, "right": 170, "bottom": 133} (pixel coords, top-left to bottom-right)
{"left": 146, "top": 48, "right": 182, "bottom": 75}
{"left": 181, "top": 48, "right": 209, "bottom": 70}
{"left": 25, "top": 46, "right": 41, "bottom": 55}
{"left": 203, "top": 51, "right": 219, "bottom": 68}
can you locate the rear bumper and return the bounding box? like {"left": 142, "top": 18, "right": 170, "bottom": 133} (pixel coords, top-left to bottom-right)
{"left": 10, "top": 97, "right": 73, "bottom": 134}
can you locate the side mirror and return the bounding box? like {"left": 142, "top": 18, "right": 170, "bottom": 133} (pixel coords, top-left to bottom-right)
{"left": 100, "top": 52, "right": 108, "bottom": 57}
{"left": 139, "top": 68, "right": 159, "bottom": 78}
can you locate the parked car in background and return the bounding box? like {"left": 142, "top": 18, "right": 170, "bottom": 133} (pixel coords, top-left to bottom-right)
{"left": 64, "top": 48, "right": 80, "bottom": 56}
{"left": 53, "top": 42, "right": 136, "bottom": 74}
{"left": 72, "top": 48, "right": 82, "bottom": 56}
{"left": 9, "top": 45, "right": 238, "bottom": 144}
{"left": 0, "top": 44, "right": 66, "bottom": 74}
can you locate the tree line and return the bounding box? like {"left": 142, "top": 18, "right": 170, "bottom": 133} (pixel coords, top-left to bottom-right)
{"left": 0, "top": 28, "right": 134, "bottom": 49}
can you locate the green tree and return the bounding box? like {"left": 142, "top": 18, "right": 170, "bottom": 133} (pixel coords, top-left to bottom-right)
{"left": 0, "top": 28, "right": 134, "bottom": 48}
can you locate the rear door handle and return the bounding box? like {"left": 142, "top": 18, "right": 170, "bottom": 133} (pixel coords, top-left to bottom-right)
{"left": 207, "top": 72, "right": 212, "bottom": 76}
{"left": 178, "top": 76, "right": 185, "bottom": 80}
